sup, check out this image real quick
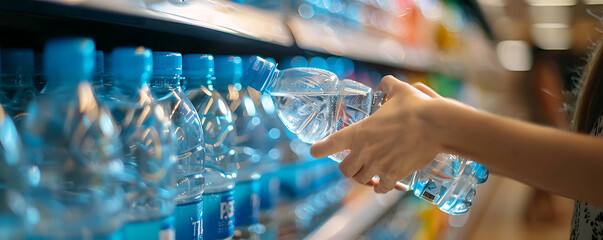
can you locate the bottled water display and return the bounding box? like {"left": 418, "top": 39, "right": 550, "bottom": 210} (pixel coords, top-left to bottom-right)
{"left": 243, "top": 56, "right": 489, "bottom": 215}
{"left": 21, "top": 38, "right": 125, "bottom": 238}
{"left": 214, "top": 55, "right": 263, "bottom": 239}
{"left": 93, "top": 50, "right": 105, "bottom": 92}
{"left": 150, "top": 52, "right": 205, "bottom": 240}
{"left": 0, "top": 48, "right": 37, "bottom": 127}
{"left": 103, "top": 47, "right": 178, "bottom": 240}
{"left": 0, "top": 104, "right": 31, "bottom": 240}
{"left": 181, "top": 54, "right": 237, "bottom": 240}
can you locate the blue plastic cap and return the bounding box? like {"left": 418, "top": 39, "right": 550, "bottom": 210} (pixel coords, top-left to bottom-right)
{"left": 240, "top": 55, "right": 257, "bottom": 74}
{"left": 112, "top": 46, "right": 153, "bottom": 85}
{"left": 309, "top": 57, "right": 328, "bottom": 70}
{"left": 327, "top": 57, "right": 345, "bottom": 79}
{"left": 242, "top": 56, "right": 277, "bottom": 92}
{"left": 95, "top": 51, "right": 104, "bottom": 74}
{"left": 214, "top": 55, "right": 243, "bottom": 88}
{"left": 183, "top": 54, "right": 214, "bottom": 78}
{"left": 2, "top": 48, "right": 34, "bottom": 75}
{"left": 153, "top": 51, "right": 182, "bottom": 76}
{"left": 44, "top": 37, "right": 96, "bottom": 83}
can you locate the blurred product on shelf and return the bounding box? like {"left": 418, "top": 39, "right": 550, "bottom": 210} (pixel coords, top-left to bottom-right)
{"left": 150, "top": 52, "right": 205, "bottom": 240}
{"left": 103, "top": 46, "right": 178, "bottom": 240}
{"left": 182, "top": 54, "right": 239, "bottom": 240}
{"left": 0, "top": 48, "right": 36, "bottom": 128}
{"left": 21, "top": 37, "right": 125, "bottom": 239}
{"left": 214, "top": 55, "right": 264, "bottom": 239}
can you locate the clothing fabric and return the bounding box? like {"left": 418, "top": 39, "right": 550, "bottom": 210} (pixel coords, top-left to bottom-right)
{"left": 570, "top": 113, "right": 603, "bottom": 240}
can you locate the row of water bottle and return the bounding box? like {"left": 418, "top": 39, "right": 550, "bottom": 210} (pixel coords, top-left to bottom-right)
{"left": 0, "top": 37, "right": 302, "bottom": 240}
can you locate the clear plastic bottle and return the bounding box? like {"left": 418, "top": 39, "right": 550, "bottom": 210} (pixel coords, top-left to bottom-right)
{"left": 149, "top": 52, "right": 205, "bottom": 240}
{"left": 0, "top": 48, "right": 37, "bottom": 127}
{"left": 182, "top": 54, "right": 238, "bottom": 240}
{"left": 93, "top": 50, "right": 105, "bottom": 92}
{"left": 243, "top": 57, "right": 489, "bottom": 215}
{"left": 0, "top": 104, "right": 33, "bottom": 240}
{"left": 215, "top": 56, "right": 263, "bottom": 239}
{"left": 21, "top": 38, "right": 125, "bottom": 238}
{"left": 103, "top": 47, "right": 178, "bottom": 240}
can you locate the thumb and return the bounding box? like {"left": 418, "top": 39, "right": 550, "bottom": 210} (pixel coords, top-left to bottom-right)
{"left": 377, "top": 75, "right": 418, "bottom": 98}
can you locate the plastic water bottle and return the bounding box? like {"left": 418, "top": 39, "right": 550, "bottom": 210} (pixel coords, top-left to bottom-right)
{"left": 0, "top": 104, "right": 32, "bottom": 240}
{"left": 94, "top": 50, "right": 105, "bottom": 92}
{"left": 33, "top": 53, "right": 46, "bottom": 93}
{"left": 215, "top": 56, "right": 263, "bottom": 239}
{"left": 103, "top": 47, "right": 178, "bottom": 240}
{"left": 150, "top": 52, "right": 205, "bottom": 240}
{"left": 181, "top": 54, "right": 238, "bottom": 240}
{"left": 242, "top": 57, "right": 489, "bottom": 215}
{"left": 21, "top": 38, "right": 125, "bottom": 238}
{"left": 0, "top": 48, "right": 37, "bottom": 126}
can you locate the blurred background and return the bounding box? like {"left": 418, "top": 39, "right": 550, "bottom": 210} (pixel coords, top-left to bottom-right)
{"left": 1, "top": 0, "right": 602, "bottom": 239}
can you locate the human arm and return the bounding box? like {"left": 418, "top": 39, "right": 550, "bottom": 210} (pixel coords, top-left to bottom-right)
{"left": 310, "top": 75, "right": 603, "bottom": 206}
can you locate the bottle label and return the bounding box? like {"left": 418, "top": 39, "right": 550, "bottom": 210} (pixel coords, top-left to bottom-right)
{"left": 122, "top": 216, "right": 175, "bottom": 240}
{"left": 260, "top": 172, "right": 279, "bottom": 210}
{"left": 174, "top": 199, "right": 203, "bottom": 240}
{"left": 160, "top": 215, "right": 175, "bottom": 240}
{"left": 234, "top": 179, "right": 260, "bottom": 227}
{"left": 203, "top": 190, "right": 235, "bottom": 239}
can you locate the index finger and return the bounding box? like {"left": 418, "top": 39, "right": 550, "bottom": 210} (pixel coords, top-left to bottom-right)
{"left": 310, "top": 124, "right": 355, "bottom": 159}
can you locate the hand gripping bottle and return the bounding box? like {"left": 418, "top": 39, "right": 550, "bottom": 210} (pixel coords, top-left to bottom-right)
{"left": 103, "top": 47, "right": 178, "bottom": 240}
{"left": 242, "top": 57, "right": 489, "bottom": 215}
{"left": 215, "top": 56, "right": 264, "bottom": 239}
{"left": 0, "top": 48, "right": 37, "bottom": 127}
{"left": 21, "top": 38, "right": 125, "bottom": 238}
{"left": 149, "top": 52, "right": 205, "bottom": 240}
{"left": 182, "top": 54, "right": 237, "bottom": 240}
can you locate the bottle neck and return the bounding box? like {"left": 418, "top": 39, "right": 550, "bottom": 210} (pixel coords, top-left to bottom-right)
{"left": 107, "top": 77, "right": 147, "bottom": 101}
{"left": 150, "top": 75, "right": 182, "bottom": 90}
{"left": 261, "top": 69, "right": 281, "bottom": 93}
{"left": 1, "top": 74, "right": 33, "bottom": 85}
{"left": 42, "top": 75, "right": 88, "bottom": 96}
{"left": 182, "top": 75, "right": 211, "bottom": 91}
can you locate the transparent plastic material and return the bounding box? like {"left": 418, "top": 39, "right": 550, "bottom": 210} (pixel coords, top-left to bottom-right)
{"left": 20, "top": 38, "right": 125, "bottom": 238}
{"left": 244, "top": 57, "right": 489, "bottom": 215}
{"left": 103, "top": 47, "right": 178, "bottom": 225}
{"left": 0, "top": 105, "right": 30, "bottom": 240}
{"left": 184, "top": 83, "right": 237, "bottom": 196}
{"left": 149, "top": 75, "right": 205, "bottom": 205}
{"left": 0, "top": 48, "right": 37, "bottom": 127}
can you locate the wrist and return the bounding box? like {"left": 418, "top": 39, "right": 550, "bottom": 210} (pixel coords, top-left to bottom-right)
{"left": 420, "top": 98, "right": 474, "bottom": 155}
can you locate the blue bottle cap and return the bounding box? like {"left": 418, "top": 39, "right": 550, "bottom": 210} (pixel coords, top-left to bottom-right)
{"left": 112, "top": 47, "right": 153, "bottom": 85}
{"left": 153, "top": 51, "right": 182, "bottom": 76}
{"left": 242, "top": 56, "right": 277, "bottom": 92}
{"left": 95, "top": 51, "right": 104, "bottom": 75}
{"left": 183, "top": 54, "right": 214, "bottom": 78}
{"left": 214, "top": 55, "right": 243, "bottom": 89}
{"left": 2, "top": 48, "right": 35, "bottom": 75}
{"left": 44, "top": 37, "right": 96, "bottom": 83}
{"left": 327, "top": 57, "right": 345, "bottom": 79}
{"left": 309, "top": 57, "right": 328, "bottom": 70}
{"left": 240, "top": 55, "right": 257, "bottom": 74}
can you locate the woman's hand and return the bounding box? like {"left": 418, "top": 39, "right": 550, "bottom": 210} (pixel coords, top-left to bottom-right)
{"left": 310, "top": 75, "right": 473, "bottom": 193}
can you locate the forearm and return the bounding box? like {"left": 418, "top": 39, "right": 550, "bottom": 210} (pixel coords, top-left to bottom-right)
{"left": 432, "top": 101, "right": 603, "bottom": 205}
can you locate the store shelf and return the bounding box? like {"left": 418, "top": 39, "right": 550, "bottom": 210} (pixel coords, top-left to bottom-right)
{"left": 0, "top": 0, "right": 441, "bottom": 71}
{"left": 288, "top": 16, "right": 437, "bottom": 71}
{"left": 304, "top": 188, "right": 404, "bottom": 240}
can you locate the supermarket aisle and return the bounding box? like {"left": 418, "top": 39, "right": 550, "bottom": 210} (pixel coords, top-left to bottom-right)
{"left": 468, "top": 176, "right": 574, "bottom": 240}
